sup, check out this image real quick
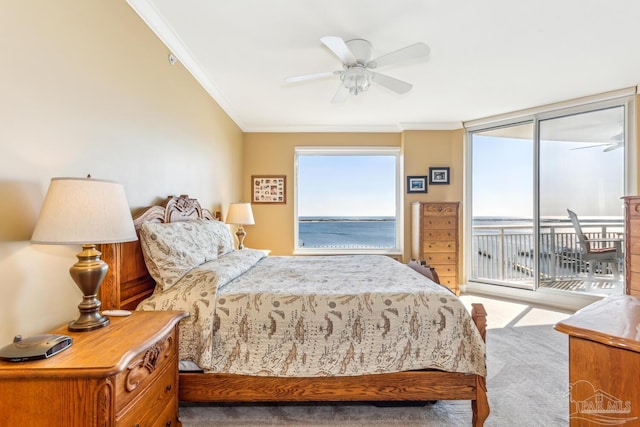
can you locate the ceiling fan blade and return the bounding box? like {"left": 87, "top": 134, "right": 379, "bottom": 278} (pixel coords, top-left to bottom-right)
{"left": 571, "top": 143, "right": 613, "bottom": 151}
{"left": 367, "top": 42, "right": 430, "bottom": 69}
{"left": 331, "top": 83, "right": 350, "bottom": 103}
{"left": 371, "top": 72, "right": 412, "bottom": 94}
{"left": 604, "top": 143, "right": 623, "bottom": 152}
{"left": 285, "top": 70, "right": 340, "bottom": 84}
{"left": 321, "top": 36, "right": 357, "bottom": 66}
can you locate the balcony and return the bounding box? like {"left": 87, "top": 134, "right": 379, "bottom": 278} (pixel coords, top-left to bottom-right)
{"left": 472, "top": 218, "right": 624, "bottom": 296}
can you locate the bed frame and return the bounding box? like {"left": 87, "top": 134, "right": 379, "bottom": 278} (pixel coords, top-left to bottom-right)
{"left": 99, "top": 195, "right": 489, "bottom": 426}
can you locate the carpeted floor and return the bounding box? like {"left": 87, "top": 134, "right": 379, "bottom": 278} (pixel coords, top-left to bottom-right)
{"left": 179, "top": 295, "right": 573, "bottom": 426}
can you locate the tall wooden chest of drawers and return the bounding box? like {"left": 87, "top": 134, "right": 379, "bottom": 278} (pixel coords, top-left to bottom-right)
{"left": 411, "top": 201, "right": 461, "bottom": 295}
{"left": 624, "top": 196, "right": 640, "bottom": 296}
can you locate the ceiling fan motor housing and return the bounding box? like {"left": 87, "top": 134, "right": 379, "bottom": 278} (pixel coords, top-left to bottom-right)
{"left": 345, "top": 39, "right": 372, "bottom": 64}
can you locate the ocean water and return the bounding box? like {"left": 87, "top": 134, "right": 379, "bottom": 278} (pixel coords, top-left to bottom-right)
{"left": 299, "top": 217, "right": 396, "bottom": 248}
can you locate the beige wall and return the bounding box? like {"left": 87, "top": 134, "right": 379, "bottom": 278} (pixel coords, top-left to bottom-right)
{"left": 636, "top": 94, "right": 640, "bottom": 191}
{"left": 242, "top": 133, "right": 401, "bottom": 255}
{"left": 0, "top": 2, "right": 243, "bottom": 345}
{"left": 403, "top": 129, "right": 465, "bottom": 277}
{"left": 243, "top": 130, "right": 465, "bottom": 261}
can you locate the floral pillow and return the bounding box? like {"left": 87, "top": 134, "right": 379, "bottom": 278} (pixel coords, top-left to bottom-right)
{"left": 140, "top": 219, "right": 235, "bottom": 291}
{"left": 201, "top": 219, "right": 235, "bottom": 256}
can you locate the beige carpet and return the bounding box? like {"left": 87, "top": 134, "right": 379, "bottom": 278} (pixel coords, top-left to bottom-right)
{"left": 179, "top": 295, "right": 572, "bottom": 426}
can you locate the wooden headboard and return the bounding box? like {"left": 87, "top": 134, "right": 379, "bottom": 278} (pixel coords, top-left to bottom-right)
{"left": 99, "top": 195, "right": 215, "bottom": 310}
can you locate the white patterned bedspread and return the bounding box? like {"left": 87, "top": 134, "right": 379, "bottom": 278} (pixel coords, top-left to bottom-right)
{"left": 138, "top": 250, "right": 486, "bottom": 377}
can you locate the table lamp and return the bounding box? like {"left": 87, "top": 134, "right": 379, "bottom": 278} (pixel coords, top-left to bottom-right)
{"left": 225, "top": 202, "right": 255, "bottom": 249}
{"left": 31, "top": 177, "right": 137, "bottom": 331}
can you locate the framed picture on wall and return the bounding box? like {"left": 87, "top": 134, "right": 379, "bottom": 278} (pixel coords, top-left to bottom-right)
{"left": 252, "top": 175, "right": 286, "bottom": 204}
{"left": 429, "top": 167, "right": 450, "bottom": 185}
{"left": 406, "top": 176, "right": 428, "bottom": 193}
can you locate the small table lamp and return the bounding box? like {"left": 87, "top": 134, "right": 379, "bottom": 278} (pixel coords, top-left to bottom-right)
{"left": 225, "top": 202, "right": 255, "bottom": 249}
{"left": 31, "top": 177, "right": 137, "bottom": 332}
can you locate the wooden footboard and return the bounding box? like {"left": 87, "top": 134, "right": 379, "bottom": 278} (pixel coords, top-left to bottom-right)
{"left": 179, "top": 370, "right": 478, "bottom": 402}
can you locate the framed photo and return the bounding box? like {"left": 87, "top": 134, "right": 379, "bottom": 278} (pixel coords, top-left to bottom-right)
{"left": 252, "top": 175, "right": 286, "bottom": 204}
{"left": 407, "top": 176, "right": 428, "bottom": 193}
{"left": 429, "top": 167, "right": 450, "bottom": 185}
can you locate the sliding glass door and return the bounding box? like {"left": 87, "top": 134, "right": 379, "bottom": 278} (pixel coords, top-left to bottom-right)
{"left": 538, "top": 107, "right": 625, "bottom": 295}
{"left": 469, "top": 98, "right": 629, "bottom": 296}
{"left": 471, "top": 122, "right": 535, "bottom": 289}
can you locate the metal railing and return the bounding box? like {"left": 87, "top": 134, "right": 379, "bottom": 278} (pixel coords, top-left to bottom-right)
{"left": 472, "top": 220, "right": 624, "bottom": 288}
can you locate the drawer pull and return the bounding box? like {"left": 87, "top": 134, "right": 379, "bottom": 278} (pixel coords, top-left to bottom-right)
{"left": 165, "top": 384, "right": 172, "bottom": 392}
{"left": 166, "top": 421, "right": 172, "bottom": 427}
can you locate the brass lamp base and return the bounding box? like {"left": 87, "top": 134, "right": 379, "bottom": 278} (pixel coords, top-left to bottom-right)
{"left": 68, "top": 244, "right": 110, "bottom": 332}
{"left": 236, "top": 225, "right": 247, "bottom": 250}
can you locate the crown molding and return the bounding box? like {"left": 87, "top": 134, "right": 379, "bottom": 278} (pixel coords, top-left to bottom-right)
{"left": 125, "top": 0, "right": 247, "bottom": 131}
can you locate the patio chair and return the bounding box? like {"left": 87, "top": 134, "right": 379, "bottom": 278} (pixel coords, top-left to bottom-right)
{"left": 567, "top": 209, "right": 622, "bottom": 280}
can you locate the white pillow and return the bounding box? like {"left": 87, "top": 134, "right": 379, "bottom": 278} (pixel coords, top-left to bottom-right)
{"left": 140, "top": 219, "right": 233, "bottom": 291}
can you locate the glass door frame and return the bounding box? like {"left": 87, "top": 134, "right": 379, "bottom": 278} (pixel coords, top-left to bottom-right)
{"left": 464, "top": 91, "right": 636, "bottom": 294}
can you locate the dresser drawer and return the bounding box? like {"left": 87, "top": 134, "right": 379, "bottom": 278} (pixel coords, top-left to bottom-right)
{"left": 424, "top": 241, "right": 456, "bottom": 253}
{"left": 422, "top": 217, "right": 456, "bottom": 229}
{"left": 438, "top": 276, "right": 459, "bottom": 292}
{"left": 423, "top": 229, "right": 456, "bottom": 241}
{"left": 631, "top": 254, "right": 640, "bottom": 274}
{"left": 116, "top": 361, "right": 177, "bottom": 426}
{"left": 431, "top": 264, "right": 457, "bottom": 277}
{"left": 151, "top": 396, "right": 179, "bottom": 427}
{"left": 423, "top": 253, "right": 457, "bottom": 265}
{"left": 422, "top": 203, "right": 458, "bottom": 217}
{"left": 630, "top": 272, "right": 640, "bottom": 296}
{"left": 630, "top": 237, "right": 640, "bottom": 255}
{"left": 115, "top": 330, "right": 177, "bottom": 413}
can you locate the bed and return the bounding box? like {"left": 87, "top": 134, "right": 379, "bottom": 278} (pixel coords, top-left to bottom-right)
{"left": 98, "top": 195, "right": 489, "bottom": 426}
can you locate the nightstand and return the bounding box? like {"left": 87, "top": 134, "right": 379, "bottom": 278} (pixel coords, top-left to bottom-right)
{"left": 0, "top": 310, "right": 188, "bottom": 426}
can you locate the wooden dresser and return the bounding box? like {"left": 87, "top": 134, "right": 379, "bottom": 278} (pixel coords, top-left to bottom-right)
{"left": 411, "top": 201, "right": 461, "bottom": 295}
{"left": 624, "top": 196, "right": 640, "bottom": 296}
{"left": 0, "top": 310, "right": 188, "bottom": 426}
{"left": 554, "top": 296, "right": 640, "bottom": 426}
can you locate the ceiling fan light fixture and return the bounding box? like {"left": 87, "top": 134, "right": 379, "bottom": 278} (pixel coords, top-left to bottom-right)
{"left": 342, "top": 67, "right": 372, "bottom": 96}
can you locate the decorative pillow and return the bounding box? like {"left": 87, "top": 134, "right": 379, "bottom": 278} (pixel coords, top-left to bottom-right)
{"left": 140, "top": 219, "right": 233, "bottom": 291}
{"left": 200, "top": 219, "right": 235, "bottom": 256}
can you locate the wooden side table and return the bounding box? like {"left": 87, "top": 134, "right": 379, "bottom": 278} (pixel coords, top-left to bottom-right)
{"left": 0, "top": 310, "right": 188, "bottom": 426}
{"left": 554, "top": 296, "right": 640, "bottom": 426}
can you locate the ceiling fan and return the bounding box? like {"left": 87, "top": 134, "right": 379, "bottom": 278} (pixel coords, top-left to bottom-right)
{"left": 571, "top": 132, "right": 624, "bottom": 152}
{"left": 285, "top": 36, "right": 430, "bottom": 102}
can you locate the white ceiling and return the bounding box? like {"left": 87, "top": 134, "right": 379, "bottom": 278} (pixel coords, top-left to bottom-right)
{"left": 127, "top": 0, "right": 640, "bottom": 133}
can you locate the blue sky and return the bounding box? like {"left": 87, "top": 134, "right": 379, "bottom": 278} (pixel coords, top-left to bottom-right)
{"left": 298, "top": 155, "right": 396, "bottom": 217}
{"left": 296, "top": 135, "right": 624, "bottom": 219}
{"left": 472, "top": 135, "right": 624, "bottom": 218}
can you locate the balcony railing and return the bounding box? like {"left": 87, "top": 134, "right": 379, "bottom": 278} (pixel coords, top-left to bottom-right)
{"left": 472, "top": 219, "right": 624, "bottom": 290}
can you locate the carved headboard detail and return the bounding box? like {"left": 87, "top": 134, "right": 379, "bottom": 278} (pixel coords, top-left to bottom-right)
{"left": 99, "top": 195, "right": 215, "bottom": 310}
{"left": 133, "top": 194, "right": 215, "bottom": 230}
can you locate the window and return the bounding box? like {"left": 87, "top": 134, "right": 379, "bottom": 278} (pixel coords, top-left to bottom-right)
{"left": 294, "top": 146, "right": 402, "bottom": 254}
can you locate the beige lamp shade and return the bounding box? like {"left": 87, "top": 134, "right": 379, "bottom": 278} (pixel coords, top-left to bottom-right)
{"left": 31, "top": 177, "right": 137, "bottom": 245}
{"left": 225, "top": 202, "right": 255, "bottom": 225}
